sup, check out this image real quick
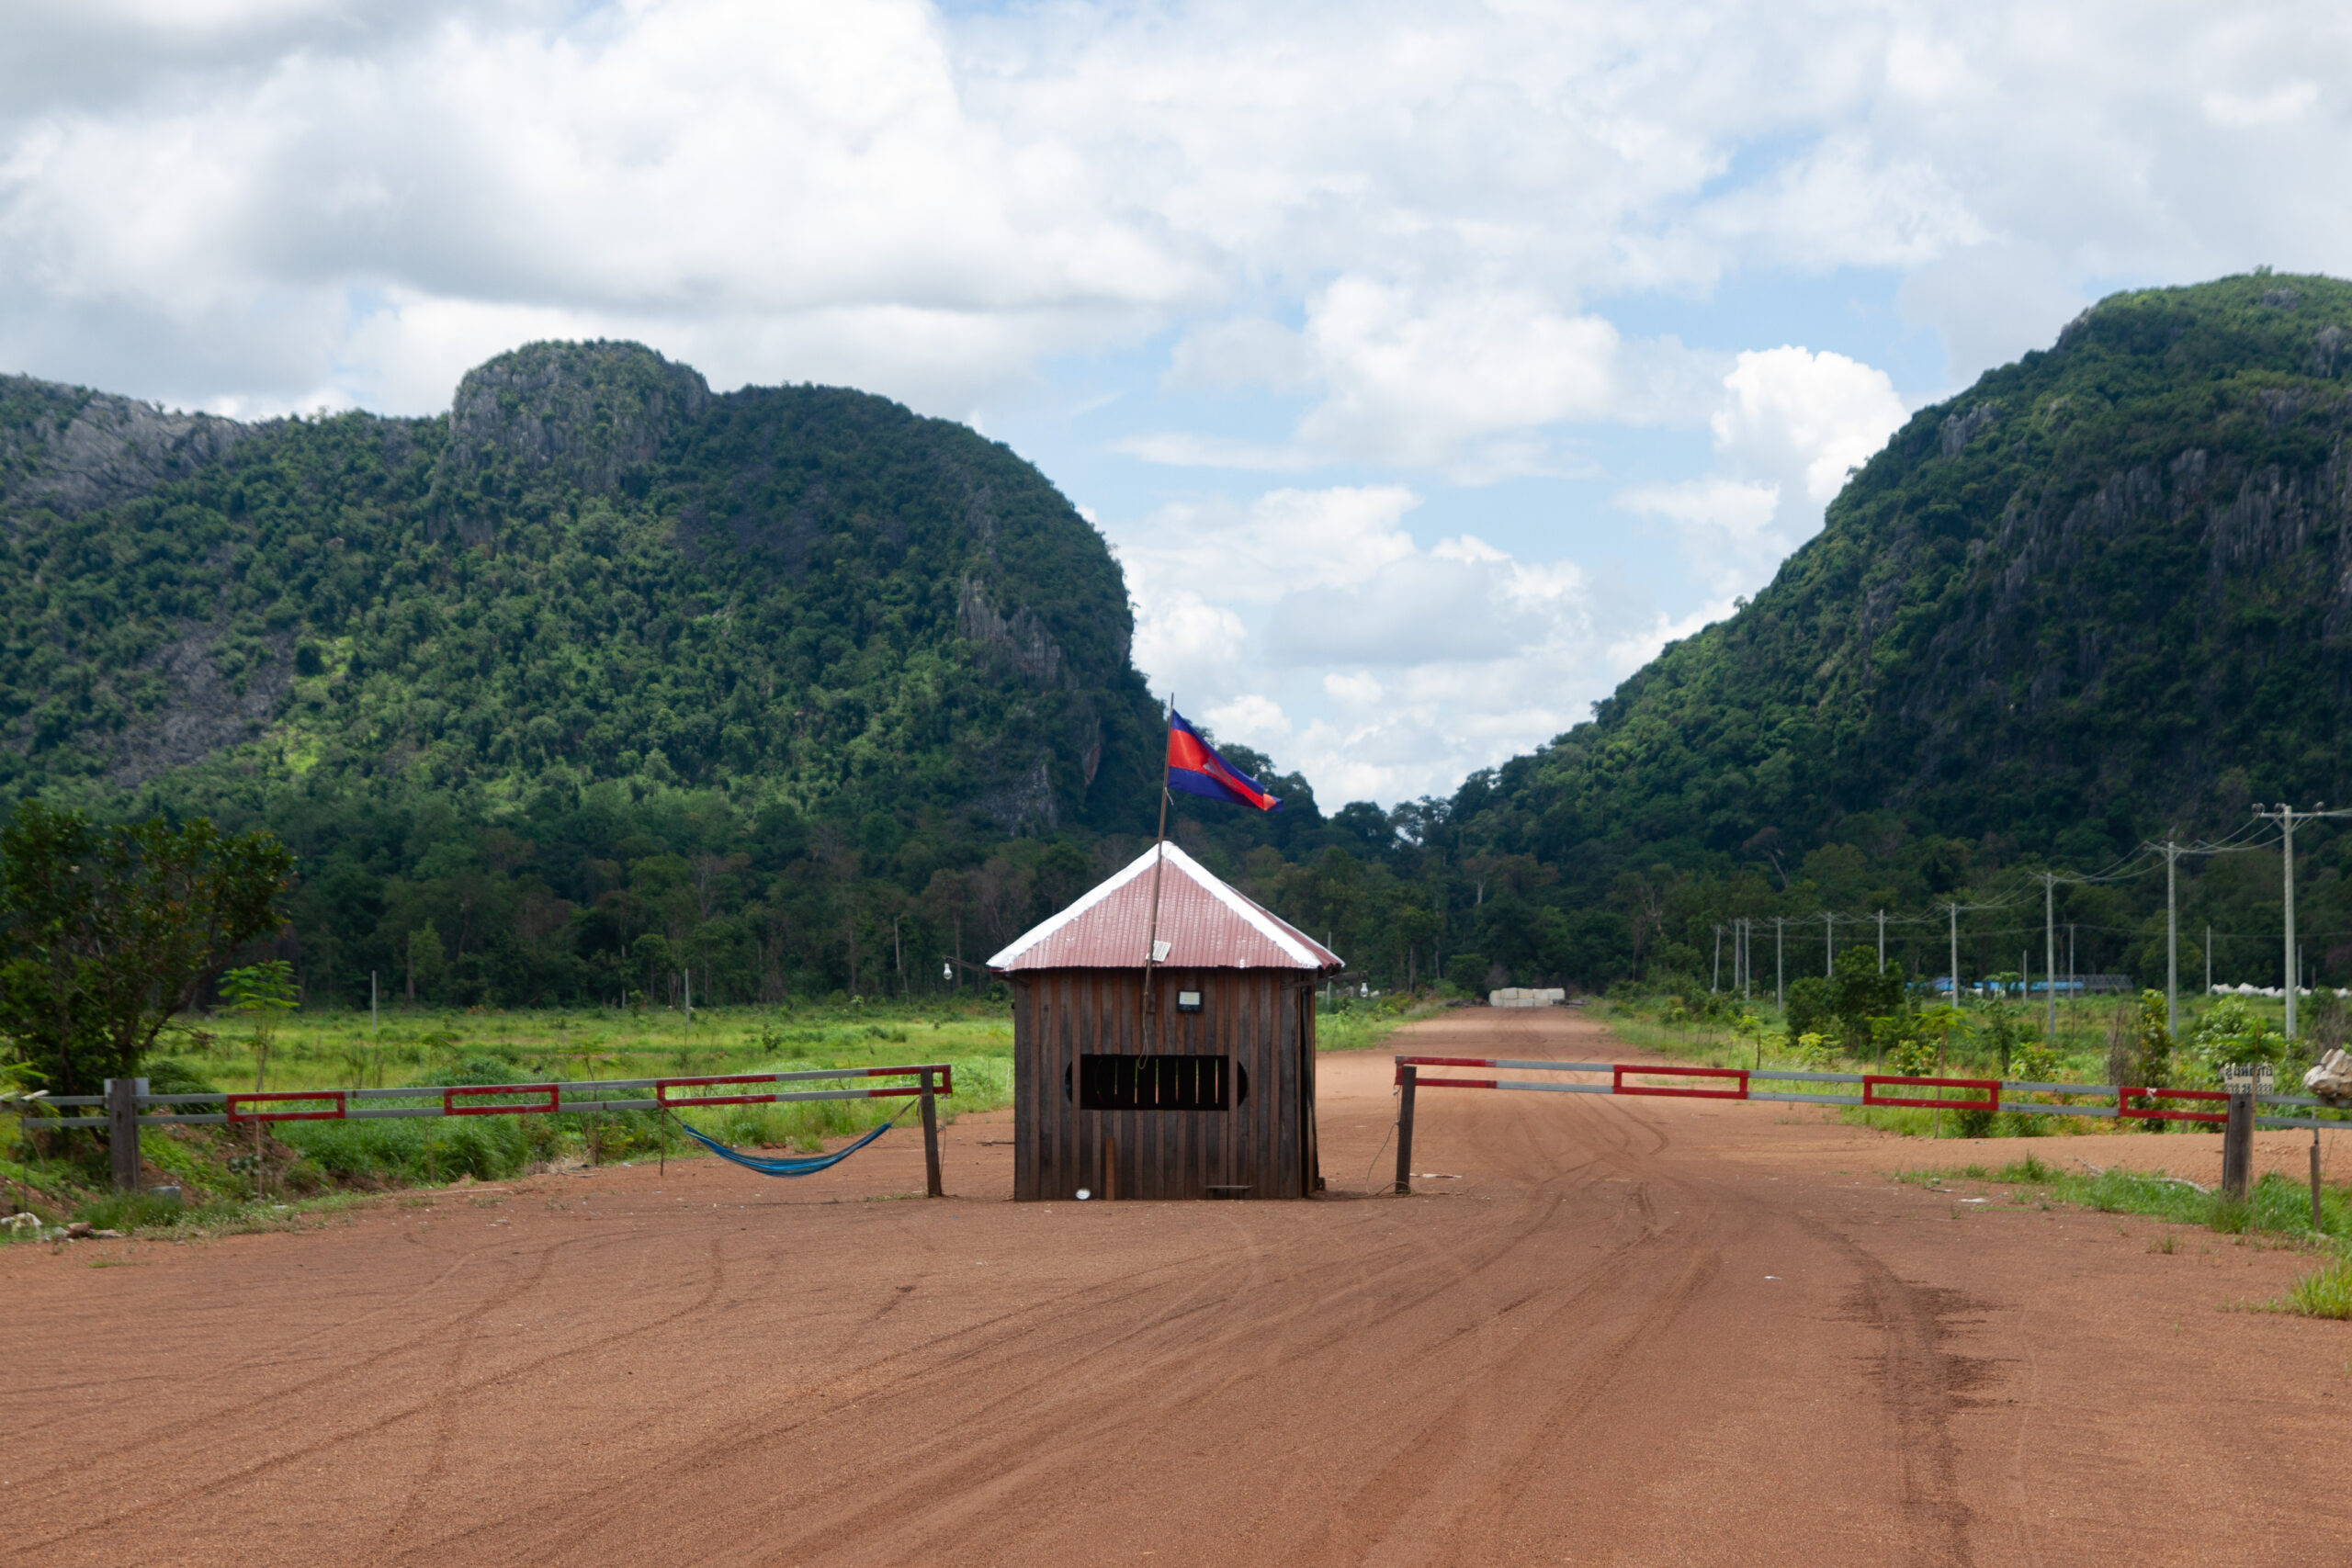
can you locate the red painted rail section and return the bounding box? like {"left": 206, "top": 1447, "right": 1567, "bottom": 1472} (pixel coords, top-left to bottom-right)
{"left": 1387, "top": 1055, "right": 2342, "bottom": 1193}
{"left": 1862, "top": 1075, "right": 2000, "bottom": 1113}
{"left": 224, "top": 1090, "right": 348, "bottom": 1123}
{"left": 1614, "top": 1063, "right": 1747, "bottom": 1100}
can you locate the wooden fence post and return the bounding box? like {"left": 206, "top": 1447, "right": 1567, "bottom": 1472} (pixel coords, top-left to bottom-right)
{"left": 1394, "top": 1065, "right": 1417, "bottom": 1196}
{"left": 106, "top": 1077, "right": 145, "bottom": 1193}
{"left": 2221, "top": 1091, "right": 2253, "bottom": 1201}
{"left": 2312, "top": 1128, "right": 2325, "bottom": 1235}
{"left": 919, "top": 1068, "right": 944, "bottom": 1199}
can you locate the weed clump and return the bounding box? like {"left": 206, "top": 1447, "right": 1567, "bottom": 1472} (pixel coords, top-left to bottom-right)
{"left": 2273, "top": 1258, "right": 2352, "bottom": 1319}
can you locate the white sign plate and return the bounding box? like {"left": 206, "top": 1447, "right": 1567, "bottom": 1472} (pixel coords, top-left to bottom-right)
{"left": 2219, "top": 1063, "right": 2276, "bottom": 1095}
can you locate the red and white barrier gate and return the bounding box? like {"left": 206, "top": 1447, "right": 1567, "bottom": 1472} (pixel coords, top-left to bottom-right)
{"left": 1388, "top": 1056, "right": 2328, "bottom": 1194}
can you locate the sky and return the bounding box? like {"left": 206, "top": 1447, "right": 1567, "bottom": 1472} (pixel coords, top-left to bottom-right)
{"left": 2, "top": 1, "right": 2346, "bottom": 809}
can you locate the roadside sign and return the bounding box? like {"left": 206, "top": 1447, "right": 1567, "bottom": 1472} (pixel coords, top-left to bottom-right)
{"left": 2219, "top": 1063, "right": 2276, "bottom": 1095}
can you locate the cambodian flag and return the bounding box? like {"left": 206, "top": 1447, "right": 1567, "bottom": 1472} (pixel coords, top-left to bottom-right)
{"left": 1166, "top": 710, "right": 1283, "bottom": 811}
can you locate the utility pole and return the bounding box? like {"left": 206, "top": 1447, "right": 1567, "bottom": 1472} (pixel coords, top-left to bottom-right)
{"left": 1876, "top": 909, "right": 1885, "bottom": 973}
{"left": 1774, "top": 917, "right": 1786, "bottom": 1010}
{"left": 1948, "top": 902, "right": 1962, "bottom": 1011}
{"left": 2251, "top": 804, "right": 2352, "bottom": 1042}
{"left": 2160, "top": 840, "right": 2181, "bottom": 1038}
{"left": 1713, "top": 925, "right": 1723, "bottom": 993}
{"left": 1824, "top": 910, "right": 1836, "bottom": 976}
{"left": 2031, "top": 873, "right": 2059, "bottom": 1042}
{"left": 2206, "top": 924, "right": 2212, "bottom": 996}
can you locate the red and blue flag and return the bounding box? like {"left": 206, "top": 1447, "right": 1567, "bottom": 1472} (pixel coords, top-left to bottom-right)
{"left": 1166, "top": 710, "right": 1282, "bottom": 811}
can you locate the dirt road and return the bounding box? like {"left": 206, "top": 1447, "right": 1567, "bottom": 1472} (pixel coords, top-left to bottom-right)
{"left": 8, "top": 1010, "right": 2347, "bottom": 1566}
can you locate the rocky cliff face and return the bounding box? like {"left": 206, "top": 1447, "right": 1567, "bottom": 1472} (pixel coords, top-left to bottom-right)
{"left": 0, "top": 375, "right": 248, "bottom": 519}
{"left": 435, "top": 340, "right": 710, "bottom": 496}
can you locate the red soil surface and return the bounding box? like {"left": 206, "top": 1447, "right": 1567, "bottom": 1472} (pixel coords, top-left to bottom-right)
{"left": 7, "top": 1009, "right": 2349, "bottom": 1566}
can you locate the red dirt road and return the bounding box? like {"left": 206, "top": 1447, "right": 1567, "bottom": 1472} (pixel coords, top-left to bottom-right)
{"left": 8, "top": 1010, "right": 2349, "bottom": 1566}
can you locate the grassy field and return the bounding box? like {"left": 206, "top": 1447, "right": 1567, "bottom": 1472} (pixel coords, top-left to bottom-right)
{"left": 164, "top": 998, "right": 1017, "bottom": 1094}
{"left": 4, "top": 990, "right": 1430, "bottom": 1234}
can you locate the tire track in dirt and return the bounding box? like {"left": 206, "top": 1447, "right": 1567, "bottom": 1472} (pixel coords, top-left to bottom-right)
{"left": 6, "top": 1224, "right": 624, "bottom": 1494}
{"left": 1806, "top": 1216, "right": 1982, "bottom": 1568}
{"left": 19, "top": 1231, "right": 730, "bottom": 1554}
{"left": 470, "top": 1136, "right": 1700, "bottom": 1565}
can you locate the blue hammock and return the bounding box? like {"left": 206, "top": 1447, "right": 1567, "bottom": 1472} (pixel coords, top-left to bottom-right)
{"left": 670, "top": 1115, "right": 898, "bottom": 1178}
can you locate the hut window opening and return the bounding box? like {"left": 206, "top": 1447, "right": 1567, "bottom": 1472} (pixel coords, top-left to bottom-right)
{"left": 1078, "top": 1054, "right": 1230, "bottom": 1111}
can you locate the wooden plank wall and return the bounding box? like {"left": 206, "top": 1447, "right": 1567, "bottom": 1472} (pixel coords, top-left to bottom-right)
{"left": 1012, "top": 968, "right": 1317, "bottom": 1200}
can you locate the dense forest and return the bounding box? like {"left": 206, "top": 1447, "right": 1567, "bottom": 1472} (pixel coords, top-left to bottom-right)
{"left": 0, "top": 343, "right": 1430, "bottom": 1006}
{"left": 7, "top": 278, "right": 2352, "bottom": 1009}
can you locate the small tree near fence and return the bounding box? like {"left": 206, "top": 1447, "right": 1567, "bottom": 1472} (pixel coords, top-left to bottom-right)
{"left": 221, "top": 960, "right": 299, "bottom": 1091}
{"left": 0, "top": 802, "right": 294, "bottom": 1098}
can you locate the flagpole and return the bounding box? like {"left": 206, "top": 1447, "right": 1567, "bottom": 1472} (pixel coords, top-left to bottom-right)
{"left": 1143, "top": 703, "right": 1173, "bottom": 1030}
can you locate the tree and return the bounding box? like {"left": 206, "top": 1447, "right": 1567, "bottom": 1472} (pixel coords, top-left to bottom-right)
{"left": 0, "top": 803, "right": 294, "bottom": 1098}
{"left": 221, "top": 960, "right": 299, "bottom": 1091}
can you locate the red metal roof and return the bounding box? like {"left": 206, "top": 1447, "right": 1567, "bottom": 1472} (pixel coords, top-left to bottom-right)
{"left": 986, "top": 841, "right": 1343, "bottom": 973}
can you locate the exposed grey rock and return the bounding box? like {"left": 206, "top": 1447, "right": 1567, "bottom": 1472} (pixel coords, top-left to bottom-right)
{"left": 1939, "top": 401, "right": 1999, "bottom": 459}
{"left": 0, "top": 374, "right": 248, "bottom": 518}
{"left": 435, "top": 340, "right": 709, "bottom": 497}
{"left": 98, "top": 624, "right": 295, "bottom": 787}
{"left": 957, "top": 576, "right": 1064, "bottom": 684}
{"left": 976, "top": 751, "right": 1058, "bottom": 833}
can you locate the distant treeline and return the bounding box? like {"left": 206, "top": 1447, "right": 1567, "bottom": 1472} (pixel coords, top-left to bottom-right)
{"left": 177, "top": 748, "right": 2350, "bottom": 1013}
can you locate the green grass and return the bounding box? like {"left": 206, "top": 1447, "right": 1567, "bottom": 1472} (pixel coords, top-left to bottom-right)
{"left": 0, "top": 1187, "right": 380, "bottom": 1246}
{"left": 2270, "top": 1257, "right": 2352, "bottom": 1319}
{"left": 1894, "top": 1156, "right": 2352, "bottom": 1242}
{"left": 165, "top": 998, "right": 1016, "bottom": 1094}
{"left": 3, "top": 999, "right": 1021, "bottom": 1226}
{"left": 1317, "top": 998, "right": 1447, "bottom": 1054}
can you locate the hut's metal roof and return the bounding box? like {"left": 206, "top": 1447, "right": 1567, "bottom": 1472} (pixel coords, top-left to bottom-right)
{"left": 986, "top": 841, "right": 1344, "bottom": 973}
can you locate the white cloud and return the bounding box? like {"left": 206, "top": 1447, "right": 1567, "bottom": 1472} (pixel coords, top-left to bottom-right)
{"left": 1111, "top": 487, "right": 1652, "bottom": 802}
{"left": 8, "top": 0, "right": 2346, "bottom": 418}
{"left": 1114, "top": 484, "right": 1422, "bottom": 605}
{"left": 1717, "top": 345, "right": 1909, "bottom": 507}
{"left": 2203, "top": 82, "right": 2318, "bottom": 130}
{"left": 1203, "top": 693, "right": 1292, "bottom": 747}
{"left": 1621, "top": 345, "right": 1908, "bottom": 596}
{"left": 3, "top": 0, "right": 2346, "bottom": 804}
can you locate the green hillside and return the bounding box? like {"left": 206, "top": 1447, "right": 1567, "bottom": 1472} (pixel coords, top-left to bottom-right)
{"left": 2, "top": 342, "right": 1155, "bottom": 829}
{"left": 0, "top": 343, "right": 1208, "bottom": 1005}
{"left": 16, "top": 276, "right": 2349, "bottom": 1010}
{"left": 1428, "top": 274, "right": 2352, "bottom": 987}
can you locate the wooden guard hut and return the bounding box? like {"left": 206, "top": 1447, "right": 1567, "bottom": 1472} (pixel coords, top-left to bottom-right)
{"left": 989, "top": 842, "right": 1343, "bottom": 1201}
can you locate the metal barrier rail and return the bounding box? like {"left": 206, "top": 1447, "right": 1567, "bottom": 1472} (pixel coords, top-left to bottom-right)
{"left": 18, "top": 1065, "right": 957, "bottom": 1197}
{"left": 1389, "top": 1055, "right": 2348, "bottom": 1195}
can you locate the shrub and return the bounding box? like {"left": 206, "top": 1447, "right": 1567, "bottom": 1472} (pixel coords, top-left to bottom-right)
{"left": 2186, "top": 998, "right": 2288, "bottom": 1077}
{"left": 1791, "top": 1032, "right": 1841, "bottom": 1069}
{"left": 1784, "top": 976, "right": 1836, "bottom": 1043}
{"left": 141, "top": 1058, "right": 222, "bottom": 1097}
{"left": 1886, "top": 1036, "right": 1936, "bottom": 1077}
{"left": 1950, "top": 1106, "right": 1996, "bottom": 1139}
